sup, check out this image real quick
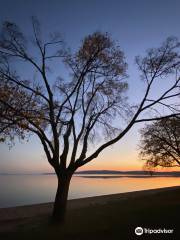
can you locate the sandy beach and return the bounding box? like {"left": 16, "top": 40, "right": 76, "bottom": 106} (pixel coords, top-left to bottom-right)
{"left": 0, "top": 185, "right": 180, "bottom": 237}
{"left": 0, "top": 185, "right": 179, "bottom": 221}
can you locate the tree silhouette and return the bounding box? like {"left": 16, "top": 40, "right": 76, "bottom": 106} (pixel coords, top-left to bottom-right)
{"left": 140, "top": 117, "right": 180, "bottom": 169}
{"left": 0, "top": 18, "right": 180, "bottom": 222}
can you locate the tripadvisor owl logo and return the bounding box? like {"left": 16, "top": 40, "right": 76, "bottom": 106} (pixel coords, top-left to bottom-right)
{"left": 135, "top": 227, "right": 143, "bottom": 235}
{"left": 135, "top": 226, "right": 174, "bottom": 235}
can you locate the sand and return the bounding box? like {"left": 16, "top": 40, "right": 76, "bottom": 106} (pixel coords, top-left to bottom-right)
{"left": 0, "top": 185, "right": 179, "bottom": 223}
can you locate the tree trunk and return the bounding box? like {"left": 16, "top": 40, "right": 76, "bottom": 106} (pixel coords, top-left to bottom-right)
{"left": 52, "top": 173, "right": 72, "bottom": 223}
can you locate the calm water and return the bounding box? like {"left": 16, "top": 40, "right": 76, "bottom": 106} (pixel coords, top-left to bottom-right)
{"left": 0, "top": 174, "right": 180, "bottom": 208}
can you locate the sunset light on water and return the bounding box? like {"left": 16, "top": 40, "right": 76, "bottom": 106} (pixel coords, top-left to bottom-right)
{"left": 1, "top": 174, "right": 180, "bottom": 208}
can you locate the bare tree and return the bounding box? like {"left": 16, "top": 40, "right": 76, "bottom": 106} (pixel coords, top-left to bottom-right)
{"left": 0, "top": 18, "right": 180, "bottom": 222}
{"left": 140, "top": 117, "right": 180, "bottom": 169}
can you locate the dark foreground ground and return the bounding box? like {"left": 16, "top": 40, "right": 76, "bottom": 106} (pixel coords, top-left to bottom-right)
{"left": 0, "top": 186, "right": 180, "bottom": 240}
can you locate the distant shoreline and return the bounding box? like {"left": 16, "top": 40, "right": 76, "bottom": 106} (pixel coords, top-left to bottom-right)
{"left": 1, "top": 170, "right": 180, "bottom": 176}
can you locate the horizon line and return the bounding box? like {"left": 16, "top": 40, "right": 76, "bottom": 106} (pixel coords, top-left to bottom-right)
{"left": 1, "top": 169, "right": 180, "bottom": 175}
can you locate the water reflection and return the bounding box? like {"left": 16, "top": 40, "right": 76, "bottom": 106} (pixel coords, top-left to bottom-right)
{"left": 0, "top": 174, "right": 180, "bottom": 208}
{"left": 75, "top": 175, "right": 174, "bottom": 179}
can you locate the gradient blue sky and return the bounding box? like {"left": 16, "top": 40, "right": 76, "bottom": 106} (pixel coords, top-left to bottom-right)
{"left": 0, "top": 0, "right": 180, "bottom": 173}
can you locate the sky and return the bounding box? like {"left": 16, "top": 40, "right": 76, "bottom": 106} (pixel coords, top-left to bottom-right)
{"left": 0, "top": 0, "right": 180, "bottom": 173}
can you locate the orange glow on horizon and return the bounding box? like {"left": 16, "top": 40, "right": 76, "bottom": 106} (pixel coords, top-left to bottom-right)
{"left": 79, "top": 165, "right": 180, "bottom": 172}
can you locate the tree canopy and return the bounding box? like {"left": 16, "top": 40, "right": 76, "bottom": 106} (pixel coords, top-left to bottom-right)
{"left": 0, "top": 18, "right": 180, "bottom": 222}
{"left": 140, "top": 117, "right": 180, "bottom": 169}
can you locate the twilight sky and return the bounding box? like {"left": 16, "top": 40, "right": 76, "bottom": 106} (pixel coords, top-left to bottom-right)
{"left": 0, "top": 0, "right": 180, "bottom": 173}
